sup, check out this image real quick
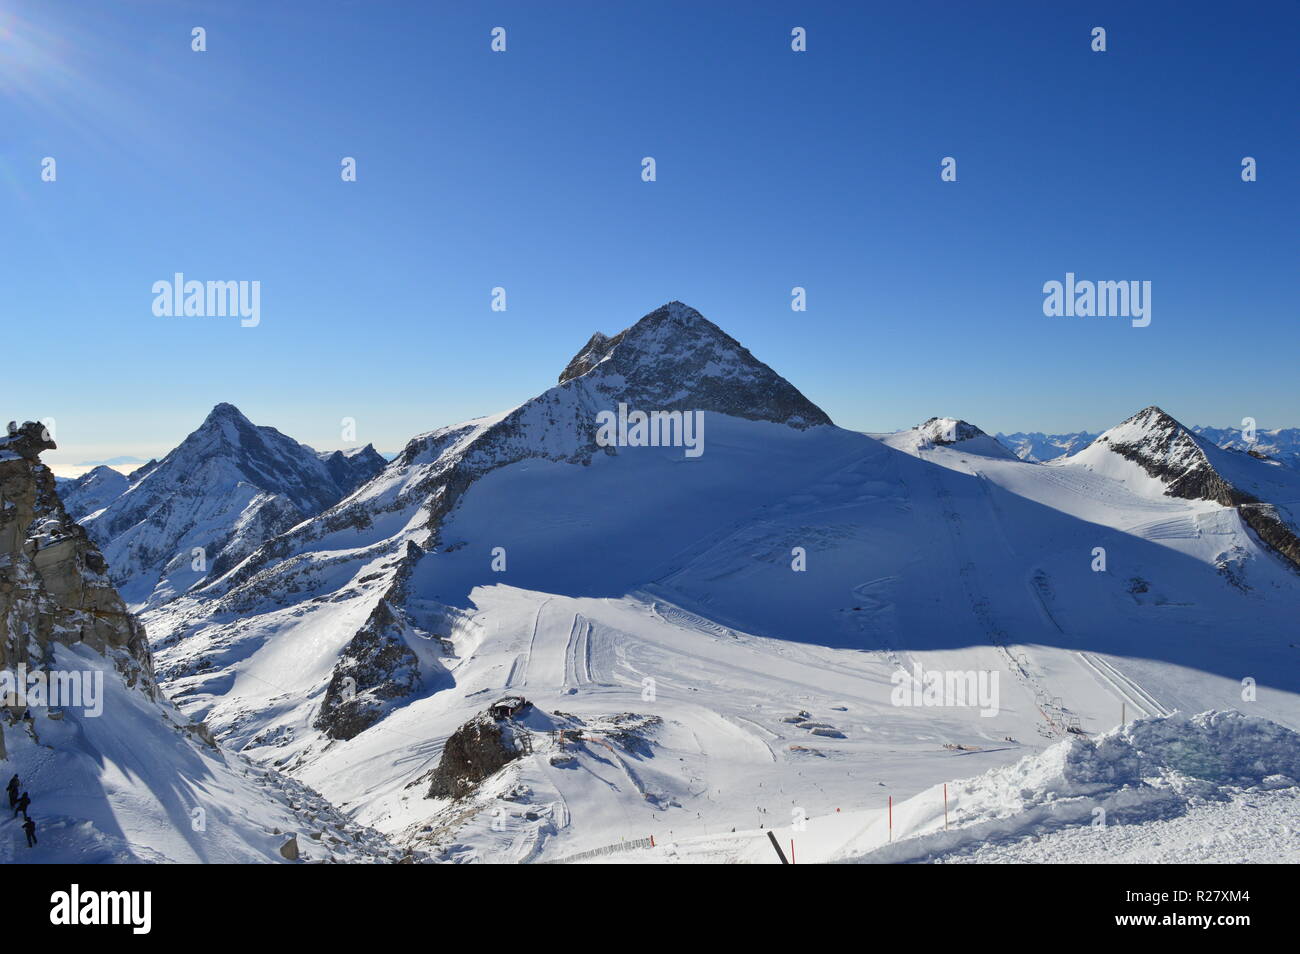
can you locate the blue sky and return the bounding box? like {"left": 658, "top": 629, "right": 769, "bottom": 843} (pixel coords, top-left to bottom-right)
{"left": 4, "top": 0, "right": 1297, "bottom": 470}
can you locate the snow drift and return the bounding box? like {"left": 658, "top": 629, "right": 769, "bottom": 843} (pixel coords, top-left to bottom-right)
{"left": 835, "top": 710, "right": 1300, "bottom": 863}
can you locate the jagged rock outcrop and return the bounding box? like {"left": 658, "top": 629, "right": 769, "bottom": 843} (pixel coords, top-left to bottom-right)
{"left": 426, "top": 710, "right": 527, "bottom": 800}
{"left": 318, "top": 445, "right": 388, "bottom": 496}
{"left": 0, "top": 422, "right": 154, "bottom": 678}
{"left": 315, "top": 541, "right": 433, "bottom": 741}
{"left": 0, "top": 423, "right": 415, "bottom": 862}
{"left": 0, "top": 422, "right": 155, "bottom": 757}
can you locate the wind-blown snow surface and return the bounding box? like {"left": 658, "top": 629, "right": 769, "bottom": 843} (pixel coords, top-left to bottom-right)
{"left": 137, "top": 305, "right": 1300, "bottom": 863}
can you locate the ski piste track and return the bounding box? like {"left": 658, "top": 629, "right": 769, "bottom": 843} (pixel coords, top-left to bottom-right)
{"left": 490, "top": 566, "right": 1174, "bottom": 863}
{"left": 916, "top": 445, "right": 1172, "bottom": 737}
{"left": 476, "top": 435, "right": 1184, "bottom": 863}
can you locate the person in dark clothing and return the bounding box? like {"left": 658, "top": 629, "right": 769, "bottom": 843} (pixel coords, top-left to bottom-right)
{"left": 13, "top": 792, "right": 30, "bottom": 819}
{"left": 6, "top": 775, "right": 17, "bottom": 809}
{"left": 22, "top": 817, "right": 36, "bottom": 848}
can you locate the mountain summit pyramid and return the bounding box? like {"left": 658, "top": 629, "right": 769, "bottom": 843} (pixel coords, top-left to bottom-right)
{"left": 80, "top": 403, "right": 385, "bottom": 608}
{"left": 558, "top": 301, "right": 831, "bottom": 429}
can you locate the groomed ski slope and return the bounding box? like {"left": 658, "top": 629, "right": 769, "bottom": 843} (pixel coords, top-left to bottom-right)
{"left": 148, "top": 414, "right": 1300, "bottom": 861}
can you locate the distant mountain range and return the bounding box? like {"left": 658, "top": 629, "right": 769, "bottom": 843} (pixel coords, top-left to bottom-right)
{"left": 996, "top": 426, "right": 1300, "bottom": 469}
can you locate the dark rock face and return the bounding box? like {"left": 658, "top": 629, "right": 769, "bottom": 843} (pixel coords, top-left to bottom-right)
{"left": 1104, "top": 408, "right": 1240, "bottom": 505}
{"left": 426, "top": 712, "right": 525, "bottom": 800}
{"left": 3, "top": 421, "right": 55, "bottom": 460}
{"left": 0, "top": 422, "right": 155, "bottom": 698}
{"left": 319, "top": 445, "right": 387, "bottom": 497}
{"left": 558, "top": 332, "right": 615, "bottom": 384}
{"left": 1237, "top": 503, "right": 1300, "bottom": 572}
{"left": 314, "top": 541, "right": 427, "bottom": 741}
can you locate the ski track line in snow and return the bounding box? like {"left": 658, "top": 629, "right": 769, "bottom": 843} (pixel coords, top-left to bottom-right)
{"left": 505, "top": 654, "right": 527, "bottom": 689}
{"left": 918, "top": 450, "right": 1067, "bottom": 739}
{"left": 518, "top": 597, "right": 553, "bottom": 689}
{"left": 1077, "top": 652, "right": 1172, "bottom": 719}
{"left": 848, "top": 576, "right": 914, "bottom": 674}
{"left": 1092, "top": 654, "right": 1172, "bottom": 718}
{"left": 562, "top": 613, "right": 594, "bottom": 688}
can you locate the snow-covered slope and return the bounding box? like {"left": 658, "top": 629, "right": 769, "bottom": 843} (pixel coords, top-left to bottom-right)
{"left": 564, "top": 710, "right": 1300, "bottom": 864}
{"left": 135, "top": 306, "right": 1300, "bottom": 863}
{"left": 57, "top": 465, "right": 129, "bottom": 521}
{"left": 81, "top": 403, "right": 385, "bottom": 609}
{"left": 897, "top": 417, "right": 1019, "bottom": 460}
{"left": 0, "top": 422, "right": 406, "bottom": 863}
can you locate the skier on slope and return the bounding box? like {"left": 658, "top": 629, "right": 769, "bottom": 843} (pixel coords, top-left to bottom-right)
{"left": 6, "top": 775, "right": 17, "bottom": 809}
{"left": 22, "top": 817, "right": 36, "bottom": 848}
{"left": 13, "top": 791, "right": 30, "bottom": 820}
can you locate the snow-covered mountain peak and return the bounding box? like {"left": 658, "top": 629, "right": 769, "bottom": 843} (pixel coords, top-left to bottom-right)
{"left": 558, "top": 301, "right": 832, "bottom": 428}
{"left": 1079, "top": 405, "right": 1221, "bottom": 499}
{"left": 1070, "top": 405, "right": 1300, "bottom": 572}
{"left": 887, "top": 416, "right": 1018, "bottom": 460}
{"left": 1099, "top": 405, "right": 1199, "bottom": 451}
{"left": 58, "top": 465, "right": 129, "bottom": 521}
{"left": 917, "top": 417, "right": 987, "bottom": 445}
{"left": 204, "top": 400, "right": 246, "bottom": 422}
{"left": 78, "top": 405, "right": 386, "bottom": 608}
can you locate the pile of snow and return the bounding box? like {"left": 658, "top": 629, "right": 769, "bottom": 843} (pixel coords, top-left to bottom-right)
{"left": 835, "top": 710, "right": 1300, "bottom": 863}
